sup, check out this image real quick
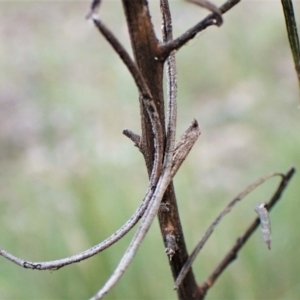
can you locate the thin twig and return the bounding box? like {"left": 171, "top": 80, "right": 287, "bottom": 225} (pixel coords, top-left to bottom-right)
{"left": 161, "top": 0, "right": 177, "bottom": 169}
{"left": 156, "top": 0, "right": 180, "bottom": 260}
{"left": 0, "top": 185, "right": 155, "bottom": 270}
{"left": 186, "top": 0, "right": 223, "bottom": 26}
{"left": 86, "top": 0, "right": 102, "bottom": 19}
{"left": 174, "top": 170, "right": 290, "bottom": 289}
{"left": 89, "top": 3, "right": 173, "bottom": 298}
{"left": 92, "top": 17, "right": 152, "bottom": 101}
{"left": 92, "top": 122, "right": 202, "bottom": 298}
{"left": 160, "top": 0, "right": 241, "bottom": 59}
{"left": 198, "top": 167, "right": 296, "bottom": 297}
{"left": 90, "top": 3, "right": 195, "bottom": 295}
{"left": 92, "top": 16, "right": 164, "bottom": 186}
{"left": 92, "top": 120, "right": 202, "bottom": 298}
{"left": 123, "top": 129, "right": 141, "bottom": 149}
{"left": 90, "top": 164, "right": 175, "bottom": 300}
{"left": 0, "top": 0, "right": 164, "bottom": 282}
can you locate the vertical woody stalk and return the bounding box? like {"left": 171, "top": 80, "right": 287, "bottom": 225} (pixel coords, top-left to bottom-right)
{"left": 122, "top": 0, "right": 201, "bottom": 299}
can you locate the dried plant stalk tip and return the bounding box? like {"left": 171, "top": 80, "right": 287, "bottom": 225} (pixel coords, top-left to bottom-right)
{"left": 192, "top": 119, "right": 199, "bottom": 128}
{"left": 86, "top": 0, "right": 102, "bottom": 19}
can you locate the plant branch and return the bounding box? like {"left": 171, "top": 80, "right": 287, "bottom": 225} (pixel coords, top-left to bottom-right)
{"left": 91, "top": 118, "right": 202, "bottom": 298}
{"left": 160, "top": 0, "right": 241, "bottom": 59}
{"left": 159, "top": 0, "right": 178, "bottom": 259}
{"left": 92, "top": 18, "right": 151, "bottom": 100}
{"left": 171, "top": 119, "right": 201, "bottom": 178}
{"left": 86, "top": 0, "right": 102, "bottom": 19}
{"left": 197, "top": 167, "right": 295, "bottom": 296}
{"left": 156, "top": 2, "right": 203, "bottom": 299}
{"left": 92, "top": 16, "right": 164, "bottom": 185}
{"left": 123, "top": 129, "right": 141, "bottom": 150}
{"left": 0, "top": 4, "right": 165, "bottom": 273}
{"left": 0, "top": 183, "right": 157, "bottom": 270}
{"left": 186, "top": 0, "right": 223, "bottom": 26}
{"left": 179, "top": 167, "right": 295, "bottom": 298}
{"left": 162, "top": 0, "right": 177, "bottom": 171}
{"left": 90, "top": 121, "right": 201, "bottom": 299}
{"left": 90, "top": 156, "right": 175, "bottom": 300}
{"left": 174, "top": 170, "right": 284, "bottom": 288}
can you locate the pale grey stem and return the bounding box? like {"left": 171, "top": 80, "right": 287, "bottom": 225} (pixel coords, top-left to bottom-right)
{"left": 174, "top": 172, "right": 283, "bottom": 289}
{"left": 161, "top": 0, "right": 241, "bottom": 57}
{"left": 90, "top": 111, "right": 198, "bottom": 299}
{"left": 161, "top": 0, "right": 177, "bottom": 168}
{"left": 0, "top": 1, "right": 163, "bottom": 275}
{"left": 0, "top": 184, "right": 155, "bottom": 270}
{"left": 159, "top": 0, "right": 179, "bottom": 258}
{"left": 90, "top": 166, "right": 174, "bottom": 300}
{"left": 88, "top": 2, "right": 177, "bottom": 298}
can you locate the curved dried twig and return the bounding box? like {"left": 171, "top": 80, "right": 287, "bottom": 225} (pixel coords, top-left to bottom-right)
{"left": 160, "top": 0, "right": 241, "bottom": 59}
{"left": 0, "top": 4, "right": 163, "bottom": 275}
{"left": 186, "top": 0, "right": 223, "bottom": 26}
{"left": 86, "top": 0, "right": 102, "bottom": 19}
{"left": 0, "top": 184, "right": 155, "bottom": 270}
{"left": 198, "top": 167, "right": 295, "bottom": 297}
{"left": 175, "top": 170, "right": 287, "bottom": 289}
{"left": 93, "top": 16, "right": 164, "bottom": 186}
{"left": 162, "top": 0, "right": 177, "bottom": 168}
{"left": 90, "top": 2, "right": 181, "bottom": 297}
{"left": 90, "top": 165, "right": 174, "bottom": 299}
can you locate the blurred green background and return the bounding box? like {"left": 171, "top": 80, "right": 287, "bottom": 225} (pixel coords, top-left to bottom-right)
{"left": 0, "top": 1, "right": 299, "bottom": 299}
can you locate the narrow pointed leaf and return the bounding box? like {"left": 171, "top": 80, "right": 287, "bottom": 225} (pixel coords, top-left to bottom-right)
{"left": 281, "top": 0, "right": 300, "bottom": 91}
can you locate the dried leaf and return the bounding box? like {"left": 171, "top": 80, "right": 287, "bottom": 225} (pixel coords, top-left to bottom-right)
{"left": 255, "top": 203, "right": 271, "bottom": 250}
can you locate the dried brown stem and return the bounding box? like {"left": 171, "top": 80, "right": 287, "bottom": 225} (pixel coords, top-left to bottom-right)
{"left": 93, "top": 16, "right": 164, "bottom": 187}
{"left": 160, "top": 0, "right": 241, "bottom": 59}
{"left": 175, "top": 171, "right": 283, "bottom": 288}
{"left": 93, "top": 18, "right": 152, "bottom": 101}
{"left": 186, "top": 0, "right": 223, "bottom": 26}
{"left": 86, "top": 0, "right": 102, "bottom": 19}
{"left": 119, "top": 1, "right": 202, "bottom": 299}
{"left": 0, "top": 183, "right": 156, "bottom": 271}
{"left": 123, "top": 129, "right": 141, "bottom": 149}
{"left": 159, "top": 1, "right": 202, "bottom": 299}
{"left": 197, "top": 167, "right": 295, "bottom": 298}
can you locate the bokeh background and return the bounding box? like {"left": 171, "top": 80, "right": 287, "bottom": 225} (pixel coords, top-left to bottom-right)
{"left": 0, "top": 0, "right": 299, "bottom": 299}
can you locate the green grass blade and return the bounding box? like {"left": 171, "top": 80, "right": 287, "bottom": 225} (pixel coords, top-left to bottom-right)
{"left": 281, "top": 0, "right": 300, "bottom": 90}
